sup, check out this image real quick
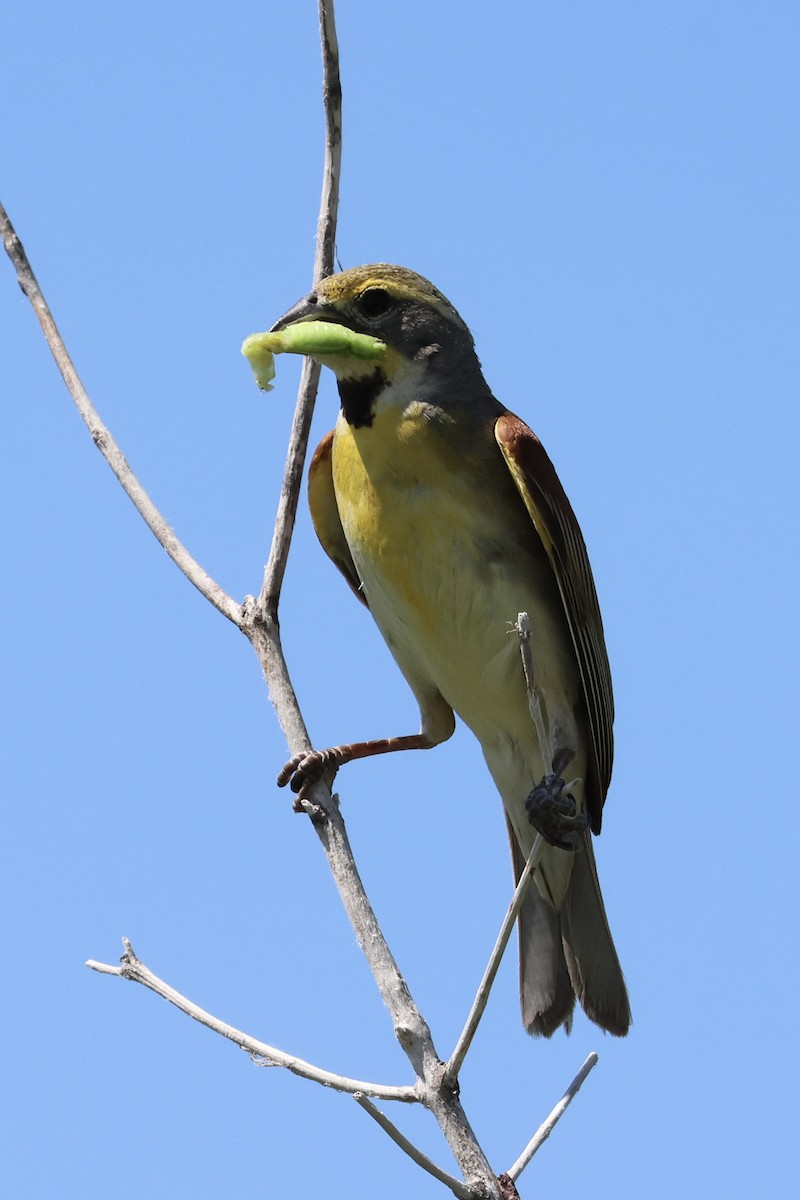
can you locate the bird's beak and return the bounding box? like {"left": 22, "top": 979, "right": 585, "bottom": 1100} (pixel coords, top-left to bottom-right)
{"left": 269, "top": 292, "right": 343, "bottom": 333}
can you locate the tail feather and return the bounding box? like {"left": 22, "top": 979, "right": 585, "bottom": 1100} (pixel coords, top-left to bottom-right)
{"left": 518, "top": 886, "right": 575, "bottom": 1036}
{"left": 561, "top": 835, "right": 631, "bottom": 1037}
{"left": 510, "top": 829, "right": 575, "bottom": 1036}
{"left": 509, "top": 821, "right": 630, "bottom": 1037}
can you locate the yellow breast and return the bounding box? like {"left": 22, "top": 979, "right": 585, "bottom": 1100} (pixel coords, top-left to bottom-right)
{"left": 330, "top": 402, "right": 579, "bottom": 749}
{"left": 332, "top": 404, "right": 468, "bottom": 625}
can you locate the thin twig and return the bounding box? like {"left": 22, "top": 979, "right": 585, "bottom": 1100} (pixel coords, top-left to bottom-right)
{"left": 257, "top": 353, "right": 323, "bottom": 621}
{"left": 314, "top": 0, "right": 343, "bottom": 286}
{"left": 444, "top": 834, "right": 544, "bottom": 1084}
{"left": 256, "top": 0, "right": 343, "bottom": 619}
{"left": 86, "top": 940, "right": 417, "bottom": 1103}
{"left": 505, "top": 1052, "right": 600, "bottom": 1182}
{"left": 514, "top": 612, "right": 553, "bottom": 768}
{"left": 354, "top": 1094, "right": 475, "bottom": 1200}
{"left": 0, "top": 203, "right": 242, "bottom": 627}
{"left": 445, "top": 613, "right": 557, "bottom": 1083}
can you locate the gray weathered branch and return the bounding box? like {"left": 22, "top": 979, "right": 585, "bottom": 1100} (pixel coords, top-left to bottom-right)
{"left": 505, "top": 1052, "right": 600, "bottom": 1183}
{"left": 86, "top": 940, "right": 419, "bottom": 1099}
{"left": 445, "top": 833, "right": 544, "bottom": 1085}
{"left": 354, "top": 1094, "right": 474, "bottom": 1200}
{"left": 86, "top": 939, "right": 417, "bottom": 1103}
{"left": 0, "top": 201, "right": 242, "bottom": 627}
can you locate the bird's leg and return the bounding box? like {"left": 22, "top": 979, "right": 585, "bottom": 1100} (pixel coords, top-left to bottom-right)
{"left": 524, "top": 747, "right": 589, "bottom": 852}
{"left": 278, "top": 733, "right": 433, "bottom": 794}
{"left": 515, "top": 613, "right": 589, "bottom": 851}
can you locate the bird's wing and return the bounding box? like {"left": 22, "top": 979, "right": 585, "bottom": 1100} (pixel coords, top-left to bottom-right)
{"left": 307, "top": 430, "right": 368, "bottom": 608}
{"left": 495, "top": 412, "right": 613, "bottom": 826}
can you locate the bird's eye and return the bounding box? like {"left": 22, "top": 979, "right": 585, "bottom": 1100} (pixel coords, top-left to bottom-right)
{"left": 355, "top": 287, "right": 394, "bottom": 319}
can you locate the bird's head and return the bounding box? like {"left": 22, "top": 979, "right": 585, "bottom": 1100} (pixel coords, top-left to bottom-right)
{"left": 270, "top": 265, "right": 487, "bottom": 425}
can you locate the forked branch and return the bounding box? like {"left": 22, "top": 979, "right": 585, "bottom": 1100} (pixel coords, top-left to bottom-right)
{"left": 258, "top": 0, "right": 342, "bottom": 618}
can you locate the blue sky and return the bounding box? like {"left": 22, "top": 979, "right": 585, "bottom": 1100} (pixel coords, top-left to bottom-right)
{"left": 2, "top": 2, "right": 798, "bottom": 1197}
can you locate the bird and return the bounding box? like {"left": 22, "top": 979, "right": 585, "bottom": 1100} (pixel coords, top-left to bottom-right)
{"left": 272, "top": 264, "right": 630, "bottom": 1038}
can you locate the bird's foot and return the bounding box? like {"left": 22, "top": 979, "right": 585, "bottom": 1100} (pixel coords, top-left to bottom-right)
{"left": 277, "top": 746, "right": 347, "bottom": 794}
{"left": 525, "top": 773, "right": 588, "bottom": 851}
{"left": 277, "top": 733, "right": 431, "bottom": 796}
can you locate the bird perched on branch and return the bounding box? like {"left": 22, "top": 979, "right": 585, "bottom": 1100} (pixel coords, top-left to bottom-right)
{"left": 271, "top": 264, "right": 630, "bottom": 1038}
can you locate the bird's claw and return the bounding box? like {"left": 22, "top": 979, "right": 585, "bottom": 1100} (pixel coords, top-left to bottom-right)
{"left": 277, "top": 748, "right": 338, "bottom": 794}
{"left": 525, "top": 773, "right": 588, "bottom": 851}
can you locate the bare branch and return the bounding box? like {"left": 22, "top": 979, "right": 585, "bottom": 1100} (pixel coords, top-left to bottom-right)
{"left": 86, "top": 940, "right": 417, "bottom": 1103}
{"left": 314, "top": 0, "right": 343, "bottom": 286}
{"left": 354, "top": 1094, "right": 475, "bottom": 1200}
{"left": 445, "top": 617, "right": 558, "bottom": 1082}
{"left": 445, "top": 834, "right": 544, "bottom": 1084}
{"left": 256, "top": 0, "right": 343, "bottom": 619}
{"left": 287, "top": 783, "right": 501, "bottom": 1196}
{"left": 0, "top": 202, "right": 242, "bottom": 627}
{"left": 244, "top": 602, "right": 314, "bottom": 756}
{"left": 514, "top": 612, "right": 553, "bottom": 768}
{"left": 505, "top": 1052, "right": 600, "bottom": 1182}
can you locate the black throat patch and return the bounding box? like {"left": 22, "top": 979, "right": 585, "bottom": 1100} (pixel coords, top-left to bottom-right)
{"left": 337, "top": 367, "right": 387, "bottom": 429}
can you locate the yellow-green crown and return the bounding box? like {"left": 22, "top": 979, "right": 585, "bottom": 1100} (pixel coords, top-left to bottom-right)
{"left": 317, "top": 264, "right": 462, "bottom": 326}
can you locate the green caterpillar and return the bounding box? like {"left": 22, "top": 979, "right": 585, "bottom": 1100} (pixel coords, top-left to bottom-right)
{"left": 242, "top": 321, "right": 387, "bottom": 391}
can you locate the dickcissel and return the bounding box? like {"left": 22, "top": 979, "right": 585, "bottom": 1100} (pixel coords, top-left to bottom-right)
{"left": 272, "top": 264, "right": 630, "bottom": 1038}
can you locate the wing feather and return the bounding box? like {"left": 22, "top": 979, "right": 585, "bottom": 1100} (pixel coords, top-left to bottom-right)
{"left": 495, "top": 412, "right": 613, "bottom": 828}
{"left": 307, "top": 430, "right": 368, "bottom": 607}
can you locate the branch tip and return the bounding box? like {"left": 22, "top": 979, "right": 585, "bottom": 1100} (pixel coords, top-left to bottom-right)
{"left": 505, "top": 1051, "right": 600, "bottom": 1182}
{"left": 84, "top": 941, "right": 417, "bottom": 1102}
